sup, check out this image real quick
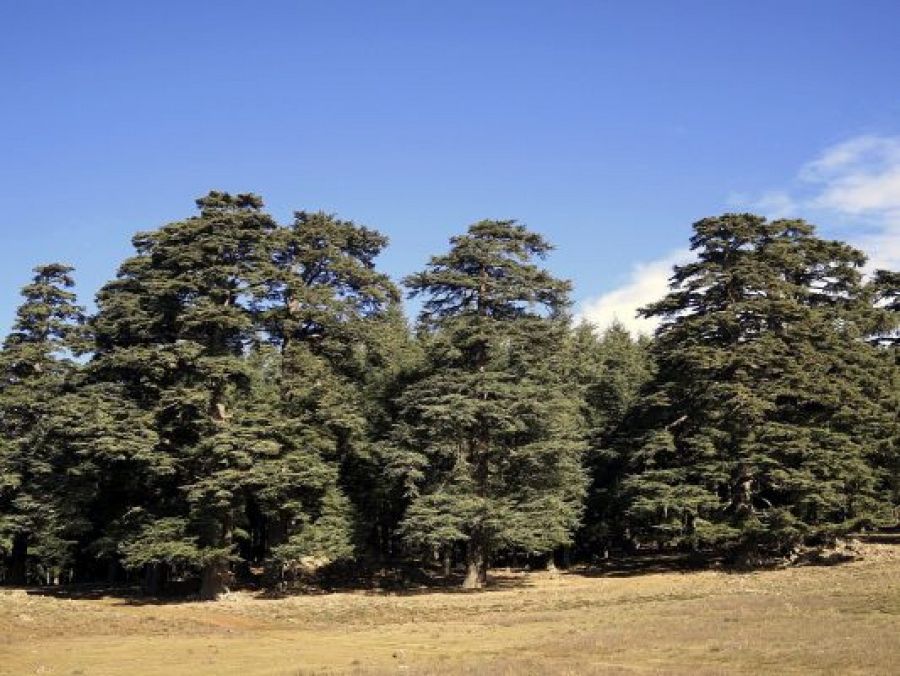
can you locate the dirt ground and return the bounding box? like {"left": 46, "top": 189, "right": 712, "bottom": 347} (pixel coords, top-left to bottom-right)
{"left": 2, "top": 544, "right": 899, "bottom": 675}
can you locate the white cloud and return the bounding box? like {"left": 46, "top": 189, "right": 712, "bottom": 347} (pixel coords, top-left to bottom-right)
{"left": 576, "top": 135, "right": 900, "bottom": 336}
{"left": 575, "top": 249, "right": 690, "bottom": 336}
{"left": 746, "top": 190, "right": 798, "bottom": 219}
{"left": 804, "top": 136, "right": 900, "bottom": 213}
{"left": 798, "top": 136, "right": 900, "bottom": 271}
{"left": 729, "top": 135, "right": 900, "bottom": 272}
{"left": 801, "top": 135, "right": 900, "bottom": 184}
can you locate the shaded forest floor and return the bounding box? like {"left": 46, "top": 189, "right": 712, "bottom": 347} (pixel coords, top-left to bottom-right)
{"left": 2, "top": 543, "right": 899, "bottom": 675}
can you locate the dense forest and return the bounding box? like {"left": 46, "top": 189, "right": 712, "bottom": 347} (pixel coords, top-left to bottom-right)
{"left": 1, "top": 191, "right": 897, "bottom": 599}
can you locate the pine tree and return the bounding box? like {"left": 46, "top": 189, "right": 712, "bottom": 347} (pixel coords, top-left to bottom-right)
{"left": 570, "top": 322, "right": 653, "bottom": 556}
{"left": 386, "top": 220, "right": 587, "bottom": 588}
{"left": 345, "top": 303, "right": 423, "bottom": 562}
{"left": 622, "top": 214, "right": 892, "bottom": 561}
{"left": 91, "top": 192, "right": 283, "bottom": 597}
{"left": 90, "top": 195, "right": 402, "bottom": 597}
{"left": 0, "top": 264, "right": 85, "bottom": 584}
{"left": 42, "top": 378, "right": 160, "bottom": 584}
{"left": 248, "top": 209, "right": 403, "bottom": 576}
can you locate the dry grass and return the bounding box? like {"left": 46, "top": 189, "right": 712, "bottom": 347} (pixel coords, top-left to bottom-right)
{"left": 2, "top": 544, "right": 899, "bottom": 675}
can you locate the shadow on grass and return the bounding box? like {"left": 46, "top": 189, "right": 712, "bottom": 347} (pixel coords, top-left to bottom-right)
{"left": 851, "top": 529, "right": 900, "bottom": 545}
{"left": 19, "top": 533, "right": 897, "bottom": 605}
{"left": 255, "top": 564, "right": 532, "bottom": 600}
{"left": 23, "top": 583, "right": 202, "bottom": 605}
{"left": 570, "top": 550, "right": 720, "bottom": 579}
{"left": 17, "top": 564, "right": 531, "bottom": 606}
{"left": 6, "top": 557, "right": 751, "bottom": 605}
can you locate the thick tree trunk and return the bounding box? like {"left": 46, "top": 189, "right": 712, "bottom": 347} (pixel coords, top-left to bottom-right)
{"left": 9, "top": 533, "right": 28, "bottom": 585}
{"left": 462, "top": 560, "right": 481, "bottom": 589}
{"left": 106, "top": 558, "right": 119, "bottom": 585}
{"left": 731, "top": 470, "right": 754, "bottom": 518}
{"left": 462, "top": 537, "right": 486, "bottom": 589}
{"left": 143, "top": 562, "right": 163, "bottom": 596}
{"left": 201, "top": 514, "right": 234, "bottom": 600}
{"left": 200, "top": 559, "right": 229, "bottom": 600}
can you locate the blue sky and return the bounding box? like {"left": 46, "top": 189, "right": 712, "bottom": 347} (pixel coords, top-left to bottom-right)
{"left": 2, "top": 1, "right": 900, "bottom": 334}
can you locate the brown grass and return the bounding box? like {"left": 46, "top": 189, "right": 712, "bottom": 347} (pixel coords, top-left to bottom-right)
{"left": 2, "top": 544, "right": 899, "bottom": 675}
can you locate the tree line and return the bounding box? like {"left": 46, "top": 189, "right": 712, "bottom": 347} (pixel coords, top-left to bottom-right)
{"left": 1, "top": 192, "right": 897, "bottom": 598}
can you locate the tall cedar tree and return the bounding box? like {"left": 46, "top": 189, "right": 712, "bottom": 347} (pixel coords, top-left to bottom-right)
{"left": 253, "top": 210, "right": 403, "bottom": 571}
{"left": 388, "top": 221, "right": 586, "bottom": 588}
{"left": 343, "top": 303, "right": 422, "bottom": 562}
{"left": 621, "top": 214, "right": 893, "bottom": 561}
{"left": 0, "top": 264, "right": 85, "bottom": 583}
{"left": 91, "top": 192, "right": 283, "bottom": 597}
{"left": 90, "top": 195, "right": 400, "bottom": 597}
{"left": 90, "top": 195, "right": 302, "bottom": 596}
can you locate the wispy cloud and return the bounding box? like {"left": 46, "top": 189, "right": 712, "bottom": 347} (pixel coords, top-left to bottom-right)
{"left": 574, "top": 249, "right": 690, "bottom": 336}
{"left": 727, "top": 190, "right": 798, "bottom": 220}
{"left": 576, "top": 135, "right": 900, "bottom": 336}
{"left": 799, "top": 135, "right": 900, "bottom": 271}
{"left": 759, "top": 135, "right": 900, "bottom": 271}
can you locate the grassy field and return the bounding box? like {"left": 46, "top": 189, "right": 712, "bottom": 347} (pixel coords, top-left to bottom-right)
{"left": 2, "top": 544, "right": 899, "bottom": 675}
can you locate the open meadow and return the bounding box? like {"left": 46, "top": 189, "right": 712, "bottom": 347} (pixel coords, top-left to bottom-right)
{"left": 2, "top": 543, "right": 898, "bottom": 676}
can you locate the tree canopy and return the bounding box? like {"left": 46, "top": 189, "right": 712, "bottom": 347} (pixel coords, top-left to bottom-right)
{"left": 1, "top": 201, "right": 896, "bottom": 593}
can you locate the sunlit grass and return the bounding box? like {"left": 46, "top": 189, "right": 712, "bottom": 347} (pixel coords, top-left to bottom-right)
{"left": 2, "top": 544, "right": 898, "bottom": 675}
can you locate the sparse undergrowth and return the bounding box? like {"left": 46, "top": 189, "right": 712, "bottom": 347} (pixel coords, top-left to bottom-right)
{"left": 2, "top": 543, "right": 899, "bottom": 675}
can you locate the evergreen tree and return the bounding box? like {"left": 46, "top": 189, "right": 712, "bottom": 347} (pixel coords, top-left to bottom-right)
{"left": 0, "top": 264, "right": 85, "bottom": 583}
{"left": 43, "top": 379, "right": 160, "bottom": 584}
{"left": 621, "top": 214, "right": 893, "bottom": 561}
{"left": 386, "top": 221, "right": 586, "bottom": 587}
{"left": 90, "top": 195, "right": 401, "bottom": 597}
{"left": 868, "top": 269, "right": 899, "bottom": 347}
{"left": 90, "top": 191, "right": 282, "bottom": 597}
{"left": 345, "top": 303, "right": 423, "bottom": 562}
{"left": 866, "top": 269, "right": 899, "bottom": 510}
{"left": 249, "top": 209, "right": 403, "bottom": 574}
{"left": 570, "top": 322, "right": 653, "bottom": 556}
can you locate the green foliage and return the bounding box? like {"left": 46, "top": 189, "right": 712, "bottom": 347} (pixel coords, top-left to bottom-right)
{"left": 119, "top": 517, "right": 202, "bottom": 569}
{"left": 570, "top": 322, "right": 654, "bottom": 552}
{"left": 84, "top": 194, "right": 399, "bottom": 595}
{"left": 865, "top": 269, "right": 899, "bottom": 507}
{"left": 619, "top": 214, "right": 894, "bottom": 558}
{"left": 1, "top": 202, "right": 896, "bottom": 591}
{"left": 0, "top": 264, "right": 86, "bottom": 582}
{"left": 386, "top": 220, "right": 587, "bottom": 584}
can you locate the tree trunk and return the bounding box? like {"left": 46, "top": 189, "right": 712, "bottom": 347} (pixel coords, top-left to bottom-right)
{"left": 200, "top": 508, "right": 234, "bottom": 600}
{"left": 143, "top": 562, "right": 164, "bottom": 596}
{"left": 442, "top": 547, "right": 452, "bottom": 578}
{"left": 9, "top": 533, "right": 28, "bottom": 585}
{"left": 462, "top": 537, "right": 486, "bottom": 589}
{"left": 106, "top": 558, "right": 119, "bottom": 584}
{"left": 200, "top": 559, "right": 229, "bottom": 600}
{"left": 205, "top": 514, "right": 234, "bottom": 599}
{"left": 546, "top": 556, "right": 558, "bottom": 574}
{"left": 462, "top": 560, "right": 480, "bottom": 589}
